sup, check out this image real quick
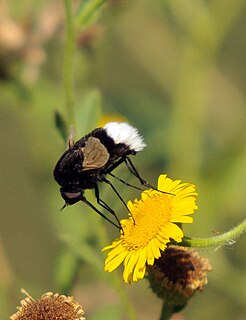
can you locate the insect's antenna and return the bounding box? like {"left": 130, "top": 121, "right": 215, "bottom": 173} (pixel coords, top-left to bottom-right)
{"left": 81, "top": 195, "right": 122, "bottom": 230}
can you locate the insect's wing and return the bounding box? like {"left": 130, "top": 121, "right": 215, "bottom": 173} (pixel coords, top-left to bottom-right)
{"left": 82, "top": 137, "right": 110, "bottom": 170}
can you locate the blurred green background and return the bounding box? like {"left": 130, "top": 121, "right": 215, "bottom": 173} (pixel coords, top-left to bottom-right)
{"left": 0, "top": 0, "right": 246, "bottom": 319}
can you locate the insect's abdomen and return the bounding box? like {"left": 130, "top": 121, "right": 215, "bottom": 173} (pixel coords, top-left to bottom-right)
{"left": 90, "top": 128, "right": 135, "bottom": 160}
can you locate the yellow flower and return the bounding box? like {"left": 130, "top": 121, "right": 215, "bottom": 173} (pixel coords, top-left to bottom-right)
{"left": 103, "top": 174, "right": 198, "bottom": 284}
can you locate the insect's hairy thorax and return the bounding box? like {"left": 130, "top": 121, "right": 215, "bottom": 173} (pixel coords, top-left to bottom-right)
{"left": 54, "top": 148, "right": 98, "bottom": 190}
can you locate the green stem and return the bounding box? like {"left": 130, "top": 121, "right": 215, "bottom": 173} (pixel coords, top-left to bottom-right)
{"left": 63, "top": 0, "right": 76, "bottom": 125}
{"left": 160, "top": 301, "right": 173, "bottom": 320}
{"left": 181, "top": 219, "right": 246, "bottom": 249}
{"left": 63, "top": 0, "right": 107, "bottom": 126}
{"left": 75, "top": 0, "right": 108, "bottom": 29}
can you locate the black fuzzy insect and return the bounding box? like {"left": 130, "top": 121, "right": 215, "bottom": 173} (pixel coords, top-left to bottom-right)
{"left": 54, "top": 122, "right": 150, "bottom": 228}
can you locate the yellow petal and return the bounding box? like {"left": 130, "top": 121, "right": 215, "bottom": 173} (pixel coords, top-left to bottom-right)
{"left": 105, "top": 251, "right": 128, "bottom": 272}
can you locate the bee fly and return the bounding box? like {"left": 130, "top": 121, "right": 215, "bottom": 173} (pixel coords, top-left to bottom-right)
{"left": 54, "top": 122, "right": 155, "bottom": 229}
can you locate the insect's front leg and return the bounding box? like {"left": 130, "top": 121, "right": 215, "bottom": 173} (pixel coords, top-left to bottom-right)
{"left": 80, "top": 193, "right": 122, "bottom": 230}
{"left": 93, "top": 183, "right": 122, "bottom": 229}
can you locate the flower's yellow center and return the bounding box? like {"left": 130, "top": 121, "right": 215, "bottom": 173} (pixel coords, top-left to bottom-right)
{"left": 122, "top": 192, "right": 173, "bottom": 250}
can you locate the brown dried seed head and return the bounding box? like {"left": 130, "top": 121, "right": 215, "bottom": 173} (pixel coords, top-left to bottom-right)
{"left": 147, "top": 246, "right": 212, "bottom": 309}
{"left": 10, "top": 290, "right": 85, "bottom": 320}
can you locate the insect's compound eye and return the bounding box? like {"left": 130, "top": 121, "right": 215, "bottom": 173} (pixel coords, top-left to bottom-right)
{"left": 61, "top": 190, "right": 82, "bottom": 205}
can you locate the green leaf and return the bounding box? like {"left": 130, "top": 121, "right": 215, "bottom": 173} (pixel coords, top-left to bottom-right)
{"left": 54, "top": 110, "right": 68, "bottom": 144}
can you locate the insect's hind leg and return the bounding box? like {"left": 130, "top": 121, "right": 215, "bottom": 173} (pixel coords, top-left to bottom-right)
{"left": 124, "top": 156, "right": 174, "bottom": 195}
{"left": 107, "top": 172, "right": 144, "bottom": 192}
{"left": 104, "top": 155, "right": 153, "bottom": 190}
{"left": 124, "top": 156, "right": 155, "bottom": 189}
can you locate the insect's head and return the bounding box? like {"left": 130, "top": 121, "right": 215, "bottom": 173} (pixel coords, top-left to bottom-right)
{"left": 60, "top": 187, "right": 84, "bottom": 205}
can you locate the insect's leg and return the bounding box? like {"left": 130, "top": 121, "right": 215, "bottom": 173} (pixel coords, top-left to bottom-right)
{"left": 93, "top": 184, "right": 122, "bottom": 229}
{"left": 59, "top": 203, "right": 67, "bottom": 211}
{"left": 105, "top": 155, "right": 152, "bottom": 189}
{"left": 81, "top": 194, "right": 122, "bottom": 230}
{"left": 125, "top": 156, "right": 174, "bottom": 195}
{"left": 100, "top": 177, "right": 130, "bottom": 212}
{"left": 104, "top": 156, "right": 127, "bottom": 174}
{"left": 124, "top": 156, "right": 151, "bottom": 187}
{"left": 105, "top": 155, "right": 173, "bottom": 196}
{"left": 107, "top": 172, "right": 144, "bottom": 191}
{"left": 104, "top": 156, "right": 145, "bottom": 191}
{"left": 100, "top": 177, "right": 135, "bottom": 224}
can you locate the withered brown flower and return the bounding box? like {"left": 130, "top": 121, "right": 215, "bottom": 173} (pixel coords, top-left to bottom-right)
{"left": 147, "top": 246, "right": 212, "bottom": 311}
{"left": 10, "top": 289, "right": 85, "bottom": 320}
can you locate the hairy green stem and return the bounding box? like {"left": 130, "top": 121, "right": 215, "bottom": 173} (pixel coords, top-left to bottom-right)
{"left": 63, "top": 0, "right": 76, "bottom": 125}
{"left": 181, "top": 219, "right": 246, "bottom": 249}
